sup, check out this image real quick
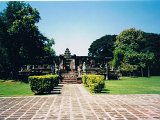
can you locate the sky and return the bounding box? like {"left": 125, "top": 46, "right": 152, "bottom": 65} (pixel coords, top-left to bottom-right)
{"left": 0, "top": 1, "right": 160, "bottom": 56}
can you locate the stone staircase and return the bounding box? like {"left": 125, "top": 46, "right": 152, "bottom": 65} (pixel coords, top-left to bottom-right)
{"left": 61, "top": 71, "right": 81, "bottom": 84}
{"left": 51, "top": 84, "right": 63, "bottom": 94}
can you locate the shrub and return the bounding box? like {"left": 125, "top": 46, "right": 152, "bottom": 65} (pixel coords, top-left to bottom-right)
{"left": 28, "top": 74, "right": 59, "bottom": 94}
{"left": 82, "top": 75, "right": 105, "bottom": 93}
{"left": 82, "top": 75, "right": 88, "bottom": 87}
{"left": 108, "top": 71, "right": 120, "bottom": 80}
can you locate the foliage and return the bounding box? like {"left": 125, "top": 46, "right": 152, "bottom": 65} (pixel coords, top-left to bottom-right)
{"left": 108, "top": 71, "right": 120, "bottom": 80}
{"left": 112, "top": 28, "right": 155, "bottom": 76}
{"left": 88, "top": 35, "right": 116, "bottom": 58}
{"left": 143, "top": 33, "right": 160, "bottom": 57}
{"left": 0, "top": 16, "right": 11, "bottom": 77}
{"left": 82, "top": 75, "right": 88, "bottom": 86}
{"left": 104, "top": 77, "right": 160, "bottom": 94}
{"left": 143, "top": 33, "right": 160, "bottom": 75}
{"left": 112, "top": 47, "right": 124, "bottom": 69}
{"left": 0, "top": 1, "right": 55, "bottom": 78}
{"left": 0, "top": 45, "right": 10, "bottom": 77}
{"left": 82, "top": 75, "right": 105, "bottom": 93}
{"left": 28, "top": 74, "right": 59, "bottom": 94}
{"left": 88, "top": 28, "right": 160, "bottom": 76}
{"left": 44, "top": 38, "right": 55, "bottom": 57}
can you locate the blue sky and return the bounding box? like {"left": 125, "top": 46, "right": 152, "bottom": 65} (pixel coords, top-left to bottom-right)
{"left": 0, "top": 1, "right": 160, "bottom": 56}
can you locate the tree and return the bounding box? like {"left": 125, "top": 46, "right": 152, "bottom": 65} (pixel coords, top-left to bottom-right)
{"left": 0, "top": 2, "right": 55, "bottom": 78}
{"left": 112, "top": 28, "right": 145, "bottom": 75}
{"left": 112, "top": 28, "right": 157, "bottom": 77}
{"left": 143, "top": 33, "right": 160, "bottom": 75}
{"left": 0, "top": 14, "right": 11, "bottom": 77}
{"left": 88, "top": 35, "right": 116, "bottom": 58}
{"left": 44, "top": 38, "right": 55, "bottom": 57}
{"left": 139, "top": 52, "right": 154, "bottom": 77}
{"left": 0, "top": 44, "right": 10, "bottom": 77}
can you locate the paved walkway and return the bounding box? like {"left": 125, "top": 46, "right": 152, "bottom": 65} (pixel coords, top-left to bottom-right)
{"left": 0, "top": 84, "right": 160, "bottom": 120}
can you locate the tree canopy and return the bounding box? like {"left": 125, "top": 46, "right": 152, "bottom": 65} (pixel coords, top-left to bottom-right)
{"left": 0, "top": 1, "right": 55, "bottom": 78}
{"left": 89, "top": 28, "right": 160, "bottom": 77}
{"left": 112, "top": 28, "right": 156, "bottom": 77}
{"left": 88, "top": 35, "right": 116, "bottom": 58}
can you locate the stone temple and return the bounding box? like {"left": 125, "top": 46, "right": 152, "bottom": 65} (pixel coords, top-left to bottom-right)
{"left": 58, "top": 48, "right": 106, "bottom": 72}
{"left": 19, "top": 48, "right": 113, "bottom": 83}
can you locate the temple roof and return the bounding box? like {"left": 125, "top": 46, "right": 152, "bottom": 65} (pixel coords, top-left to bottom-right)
{"left": 64, "top": 48, "right": 71, "bottom": 58}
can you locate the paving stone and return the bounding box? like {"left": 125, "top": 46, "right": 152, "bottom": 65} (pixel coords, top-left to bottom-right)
{"left": 0, "top": 84, "right": 160, "bottom": 120}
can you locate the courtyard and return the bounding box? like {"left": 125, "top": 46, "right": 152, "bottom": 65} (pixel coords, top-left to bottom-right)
{"left": 0, "top": 84, "right": 160, "bottom": 120}
{"left": 0, "top": 1, "right": 160, "bottom": 120}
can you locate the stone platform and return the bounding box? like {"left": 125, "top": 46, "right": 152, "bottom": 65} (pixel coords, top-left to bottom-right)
{"left": 0, "top": 84, "right": 160, "bottom": 120}
{"left": 61, "top": 71, "right": 81, "bottom": 84}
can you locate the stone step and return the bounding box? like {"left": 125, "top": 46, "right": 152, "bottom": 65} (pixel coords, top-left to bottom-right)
{"left": 60, "top": 72, "right": 80, "bottom": 84}
{"left": 63, "top": 80, "right": 77, "bottom": 82}
{"left": 60, "top": 81, "right": 78, "bottom": 84}
{"left": 62, "top": 75, "right": 77, "bottom": 76}
{"left": 63, "top": 79, "right": 77, "bottom": 81}
{"left": 62, "top": 76, "right": 77, "bottom": 78}
{"left": 62, "top": 73, "right": 77, "bottom": 74}
{"left": 51, "top": 84, "right": 63, "bottom": 94}
{"left": 63, "top": 75, "right": 77, "bottom": 77}
{"left": 54, "top": 86, "right": 62, "bottom": 89}
{"left": 52, "top": 88, "right": 61, "bottom": 91}
{"left": 63, "top": 78, "right": 77, "bottom": 80}
{"left": 63, "top": 73, "right": 77, "bottom": 75}
{"left": 51, "top": 90, "right": 61, "bottom": 94}
{"left": 62, "top": 78, "right": 77, "bottom": 80}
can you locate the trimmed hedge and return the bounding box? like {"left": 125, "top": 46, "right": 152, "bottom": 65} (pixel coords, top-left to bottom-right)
{"left": 82, "top": 75, "right": 105, "bottom": 93}
{"left": 28, "top": 74, "right": 59, "bottom": 94}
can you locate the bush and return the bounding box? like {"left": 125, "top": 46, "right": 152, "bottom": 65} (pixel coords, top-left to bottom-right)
{"left": 82, "top": 75, "right": 105, "bottom": 93}
{"left": 108, "top": 71, "right": 120, "bottom": 80}
{"left": 82, "top": 75, "right": 88, "bottom": 87}
{"left": 28, "top": 74, "right": 59, "bottom": 94}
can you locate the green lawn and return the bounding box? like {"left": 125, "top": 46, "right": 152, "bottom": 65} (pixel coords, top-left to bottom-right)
{"left": 1, "top": 77, "right": 160, "bottom": 96}
{"left": 103, "top": 76, "right": 160, "bottom": 94}
{"left": 0, "top": 80, "right": 34, "bottom": 97}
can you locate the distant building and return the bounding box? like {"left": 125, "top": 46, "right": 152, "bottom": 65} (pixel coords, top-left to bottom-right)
{"left": 19, "top": 48, "right": 111, "bottom": 76}
{"left": 58, "top": 48, "right": 111, "bottom": 72}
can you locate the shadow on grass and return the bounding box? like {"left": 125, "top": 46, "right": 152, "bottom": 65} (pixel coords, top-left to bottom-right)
{"left": 101, "top": 88, "right": 110, "bottom": 94}
{"left": 0, "top": 94, "right": 4, "bottom": 96}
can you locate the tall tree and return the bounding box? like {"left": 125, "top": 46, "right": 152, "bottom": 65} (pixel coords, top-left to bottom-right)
{"left": 143, "top": 33, "right": 160, "bottom": 75}
{"left": 0, "top": 14, "right": 11, "bottom": 77}
{"left": 44, "top": 38, "right": 55, "bottom": 57}
{"left": 0, "top": 1, "right": 55, "bottom": 78}
{"left": 88, "top": 35, "right": 116, "bottom": 58}
{"left": 112, "top": 28, "right": 151, "bottom": 76}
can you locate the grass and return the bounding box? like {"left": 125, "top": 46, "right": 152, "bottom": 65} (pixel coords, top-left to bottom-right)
{"left": 0, "top": 80, "right": 34, "bottom": 97}
{"left": 1, "top": 76, "right": 160, "bottom": 96}
{"left": 103, "top": 76, "right": 160, "bottom": 94}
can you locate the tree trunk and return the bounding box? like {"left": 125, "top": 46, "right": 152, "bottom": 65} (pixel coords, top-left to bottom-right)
{"left": 133, "top": 72, "right": 135, "bottom": 77}
{"left": 141, "top": 68, "right": 143, "bottom": 77}
{"left": 129, "top": 72, "right": 131, "bottom": 77}
{"left": 105, "top": 62, "right": 108, "bottom": 80}
{"left": 147, "top": 66, "right": 150, "bottom": 77}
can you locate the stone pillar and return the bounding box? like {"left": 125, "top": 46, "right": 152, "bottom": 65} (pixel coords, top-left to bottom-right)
{"left": 105, "top": 62, "right": 108, "bottom": 80}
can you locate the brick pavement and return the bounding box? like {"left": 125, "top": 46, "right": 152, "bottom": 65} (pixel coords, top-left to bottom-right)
{"left": 0, "top": 84, "right": 160, "bottom": 120}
